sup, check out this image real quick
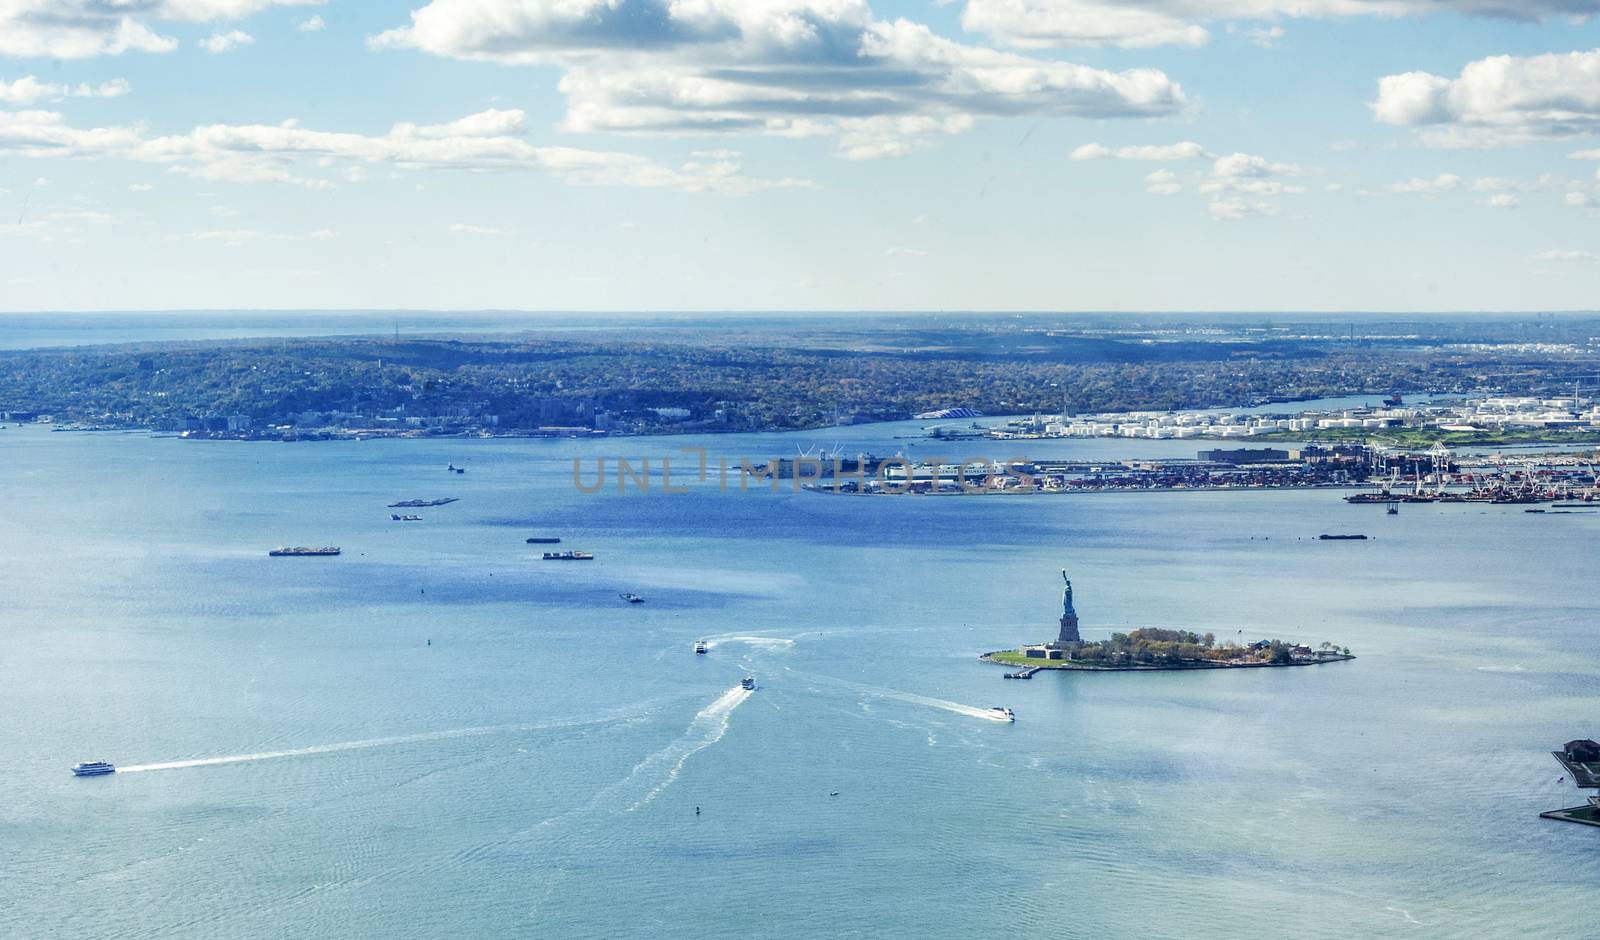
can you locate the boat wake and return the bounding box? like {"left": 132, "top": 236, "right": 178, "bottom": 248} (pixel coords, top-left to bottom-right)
{"left": 702, "top": 634, "right": 795, "bottom": 651}
{"left": 623, "top": 685, "right": 752, "bottom": 811}
{"left": 792, "top": 671, "right": 1010, "bottom": 722}
{"left": 567, "top": 685, "right": 753, "bottom": 815}
{"left": 116, "top": 714, "right": 633, "bottom": 774}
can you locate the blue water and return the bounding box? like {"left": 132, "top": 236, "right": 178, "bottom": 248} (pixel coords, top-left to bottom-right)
{"left": 2, "top": 423, "right": 1597, "bottom": 937}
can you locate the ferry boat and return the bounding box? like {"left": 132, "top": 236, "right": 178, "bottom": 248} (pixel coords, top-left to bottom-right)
{"left": 388, "top": 498, "right": 459, "bottom": 508}
{"left": 620, "top": 593, "right": 644, "bottom": 603}
{"left": 542, "top": 550, "right": 593, "bottom": 561}
{"left": 694, "top": 640, "right": 709, "bottom": 654}
{"left": 391, "top": 514, "right": 422, "bottom": 521}
{"left": 269, "top": 546, "right": 341, "bottom": 556}
{"left": 71, "top": 761, "right": 116, "bottom": 777}
{"left": 741, "top": 676, "right": 755, "bottom": 691}
{"left": 990, "top": 706, "right": 1015, "bottom": 722}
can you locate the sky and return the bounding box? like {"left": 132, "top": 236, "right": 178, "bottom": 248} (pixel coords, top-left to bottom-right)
{"left": 4, "top": 1, "right": 1600, "bottom": 314}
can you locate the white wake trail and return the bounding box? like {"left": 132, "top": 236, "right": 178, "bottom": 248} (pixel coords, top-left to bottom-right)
{"left": 572, "top": 685, "right": 753, "bottom": 814}
{"left": 791, "top": 671, "right": 1011, "bottom": 722}
{"left": 702, "top": 634, "right": 795, "bottom": 651}
{"left": 117, "top": 714, "right": 629, "bottom": 774}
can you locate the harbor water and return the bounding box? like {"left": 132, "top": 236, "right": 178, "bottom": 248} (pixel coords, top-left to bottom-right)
{"left": 2, "top": 423, "right": 1597, "bottom": 938}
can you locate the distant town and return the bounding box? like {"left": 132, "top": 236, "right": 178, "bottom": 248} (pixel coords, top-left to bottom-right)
{"left": 6, "top": 314, "right": 1600, "bottom": 441}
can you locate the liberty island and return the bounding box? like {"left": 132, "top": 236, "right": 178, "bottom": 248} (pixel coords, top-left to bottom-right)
{"left": 982, "top": 572, "right": 1354, "bottom": 672}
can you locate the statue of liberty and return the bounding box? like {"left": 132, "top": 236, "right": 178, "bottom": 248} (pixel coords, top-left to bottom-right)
{"left": 1056, "top": 570, "right": 1080, "bottom": 645}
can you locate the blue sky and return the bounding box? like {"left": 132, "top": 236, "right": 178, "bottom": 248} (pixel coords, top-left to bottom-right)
{"left": 4, "top": 1, "right": 1600, "bottom": 313}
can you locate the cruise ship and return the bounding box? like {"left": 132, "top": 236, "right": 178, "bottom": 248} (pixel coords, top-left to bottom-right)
{"left": 542, "top": 550, "right": 593, "bottom": 561}
{"left": 268, "top": 546, "right": 341, "bottom": 556}
{"left": 71, "top": 761, "right": 116, "bottom": 777}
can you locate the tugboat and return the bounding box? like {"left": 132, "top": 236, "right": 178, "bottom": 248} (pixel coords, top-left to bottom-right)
{"left": 990, "top": 706, "right": 1016, "bottom": 722}
{"left": 71, "top": 761, "right": 116, "bottom": 777}
{"left": 620, "top": 593, "right": 644, "bottom": 603}
{"left": 694, "top": 640, "right": 709, "bottom": 655}
{"left": 741, "top": 676, "right": 756, "bottom": 691}
{"left": 542, "top": 550, "right": 594, "bottom": 561}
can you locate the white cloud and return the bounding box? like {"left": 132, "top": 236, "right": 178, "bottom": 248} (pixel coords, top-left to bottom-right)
{"left": 1208, "top": 197, "right": 1280, "bottom": 221}
{"left": 0, "top": 77, "right": 130, "bottom": 105}
{"left": 448, "top": 223, "right": 513, "bottom": 236}
{"left": 371, "top": 0, "right": 1186, "bottom": 159}
{"left": 294, "top": 14, "right": 326, "bottom": 32}
{"left": 1565, "top": 191, "right": 1595, "bottom": 207}
{"left": 1380, "top": 173, "right": 1464, "bottom": 194}
{"left": 961, "top": 0, "right": 1596, "bottom": 50}
{"left": 174, "top": 227, "right": 335, "bottom": 246}
{"left": 1532, "top": 249, "right": 1600, "bottom": 262}
{"left": 1070, "top": 141, "right": 1204, "bottom": 161}
{"left": 1485, "top": 192, "right": 1519, "bottom": 209}
{"left": 1374, "top": 49, "right": 1600, "bottom": 147}
{"left": 128, "top": 183, "right": 155, "bottom": 191}
{"left": 886, "top": 245, "right": 928, "bottom": 256}
{"left": 0, "top": 107, "right": 811, "bottom": 196}
{"left": 1245, "top": 26, "right": 1285, "bottom": 48}
{"left": 0, "top": 1, "right": 323, "bottom": 59}
{"left": 200, "top": 30, "right": 254, "bottom": 53}
{"left": 1211, "top": 152, "right": 1300, "bottom": 178}
{"left": 1144, "top": 168, "right": 1182, "bottom": 194}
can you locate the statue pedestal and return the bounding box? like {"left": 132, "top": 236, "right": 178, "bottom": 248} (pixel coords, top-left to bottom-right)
{"left": 1054, "top": 613, "right": 1080, "bottom": 647}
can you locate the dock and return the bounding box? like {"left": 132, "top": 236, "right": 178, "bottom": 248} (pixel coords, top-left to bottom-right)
{"left": 1542, "top": 744, "right": 1600, "bottom": 828}
{"left": 1553, "top": 751, "right": 1600, "bottom": 788}
{"left": 1540, "top": 804, "right": 1600, "bottom": 828}
{"left": 1002, "top": 667, "right": 1042, "bottom": 680}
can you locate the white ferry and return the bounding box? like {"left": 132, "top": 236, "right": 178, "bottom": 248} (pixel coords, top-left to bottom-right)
{"left": 990, "top": 706, "right": 1015, "bottom": 722}
{"left": 72, "top": 761, "right": 116, "bottom": 777}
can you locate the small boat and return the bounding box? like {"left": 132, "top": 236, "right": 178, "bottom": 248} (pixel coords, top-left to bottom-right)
{"left": 620, "top": 593, "right": 644, "bottom": 603}
{"left": 269, "top": 546, "right": 341, "bottom": 556}
{"left": 1317, "top": 534, "right": 1368, "bottom": 540}
{"left": 1386, "top": 501, "right": 1398, "bottom": 515}
{"left": 71, "top": 761, "right": 116, "bottom": 777}
{"left": 542, "top": 551, "right": 593, "bottom": 561}
{"left": 990, "top": 706, "right": 1015, "bottom": 722}
{"left": 741, "top": 676, "right": 755, "bottom": 691}
{"left": 694, "top": 640, "right": 709, "bottom": 654}
{"left": 525, "top": 537, "right": 561, "bottom": 544}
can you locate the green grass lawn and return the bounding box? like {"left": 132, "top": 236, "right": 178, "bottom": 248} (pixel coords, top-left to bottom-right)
{"left": 985, "top": 650, "right": 1050, "bottom": 667}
